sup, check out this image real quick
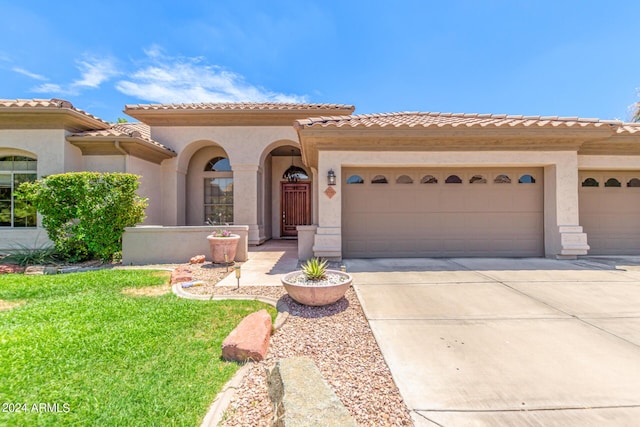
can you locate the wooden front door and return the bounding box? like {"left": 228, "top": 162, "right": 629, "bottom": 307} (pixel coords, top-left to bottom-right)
{"left": 281, "top": 182, "right": 311, "bottom": 237}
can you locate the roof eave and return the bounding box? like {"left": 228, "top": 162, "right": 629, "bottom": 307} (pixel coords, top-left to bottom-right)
{"left": 125, "top": 106, "right": 356, "bottom": 126}
{"left": 0, "top": 108, "right": 110, "bottom": 131}
{"left": 67, "top": 135, "right": 176, "bottom": 164}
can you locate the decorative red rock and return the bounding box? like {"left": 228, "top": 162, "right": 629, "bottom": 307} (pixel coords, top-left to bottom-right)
{"left": 189, "top": 255, "right": 206, "bottom": 264}
{"left": 0, "top": 264, "right": 24, "bottom": 274}
{"left": 222, "top": 309, "right": 272, "bottom": 362}
{"left": 170, "top": 266, "right": 193, "bottom": 285}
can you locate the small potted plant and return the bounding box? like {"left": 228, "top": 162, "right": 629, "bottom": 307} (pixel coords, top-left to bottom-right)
{"left": 281, "top": 258, "right": 352, "bottom": 306}
{"left": 206, "top": 229, "right": 240, "bottom": 264}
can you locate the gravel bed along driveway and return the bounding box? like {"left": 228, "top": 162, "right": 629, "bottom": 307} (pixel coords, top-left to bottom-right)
{"left": 181, "top": 262, "right": 413, "bottom": 426}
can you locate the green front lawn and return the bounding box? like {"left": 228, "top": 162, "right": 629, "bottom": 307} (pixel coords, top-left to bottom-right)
{"left": 0, "top": 269, "right": 275, "bottom": 426}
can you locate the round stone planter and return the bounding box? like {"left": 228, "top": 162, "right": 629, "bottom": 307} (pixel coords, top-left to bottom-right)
{"left": 206, "top": 234, "right": 240, "bottom": 264}
{"left": 281, "top": 270, "right": 353, "bottom": 306}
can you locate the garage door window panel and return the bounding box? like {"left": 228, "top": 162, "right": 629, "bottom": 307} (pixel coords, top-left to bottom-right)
{"left": 627, "top": 178, "right": 640, "bottom": 187}
{"left": 421, "top": 175, "right": 438, "bottom": 184}
{"left": 445, "top": 175, "right": 462, "bottom": 184}
{"left": 519, "top": 174, "right": 536, "bottom": 184}
{"left": 396, "top": 175, "right": 413, "bottom": 184}
{"left": 346, "top": 175, "right": 364, "bottom": 184}
{"left": 469, "top": 175, "right": 487, "bottom": 184}
{"left": 605, "top": 178, "right": 622, "bottom": 188}
{"left": 371, "top": 175, "right": 388, "bottom": 184}
{"left": 494, "top": 174, "right": 512, "bottom": 184}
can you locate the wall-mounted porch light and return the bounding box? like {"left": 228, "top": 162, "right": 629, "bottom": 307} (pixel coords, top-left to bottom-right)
{"left": 327, "top": 169, "right": 336, "bottom": 186}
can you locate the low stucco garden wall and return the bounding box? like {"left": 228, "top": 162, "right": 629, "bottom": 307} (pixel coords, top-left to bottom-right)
{"left": 122, "top": 225, "right": 249, "bottom": 265}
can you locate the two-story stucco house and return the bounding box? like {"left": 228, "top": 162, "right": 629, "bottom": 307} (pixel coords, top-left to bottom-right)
{"left": 2, "top": 98, "right": 640, "bottom": 262}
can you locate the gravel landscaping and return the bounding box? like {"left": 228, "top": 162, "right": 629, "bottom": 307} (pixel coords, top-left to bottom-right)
{"left": 185, "top": 262, "right": 414, "bottom": 426}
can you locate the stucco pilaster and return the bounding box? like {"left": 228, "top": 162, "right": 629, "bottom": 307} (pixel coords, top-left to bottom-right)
{"left": 313, "top": 152, "right": 342, "bottom": 259}
{"left": 232, "top": 163, "right": 260, "bottom": 245}
{"left": 543, "top": 154, "right": 589, "bottom": 258}
{"left": 160, "top": 158, "right": 181, "bottom": 225}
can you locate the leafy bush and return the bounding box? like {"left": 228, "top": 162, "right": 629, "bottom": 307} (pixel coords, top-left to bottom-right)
{"left": 301, "top": 257, "right": 328, "bottom": 281}
{"left": 17, "top": 172, "right": 147, "bottom": 262}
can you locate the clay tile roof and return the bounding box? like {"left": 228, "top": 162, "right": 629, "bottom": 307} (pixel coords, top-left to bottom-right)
{"left": 0, "top": 98, "right": 109, "bottom": 126}
{"left": 124, "top": 102, "right": 355, "bottom": 112}
{"left": 295, "top": 111, "right": 640, "bottom": 133}
{"left": 70, "top": 122, "right": 175, "bottom": 153}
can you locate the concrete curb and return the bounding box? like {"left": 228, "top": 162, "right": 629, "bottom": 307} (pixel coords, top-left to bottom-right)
{"left": 199, "top": 364, "right": 251, "bottom": 427}
{"left": 171, "top": 283, "right": 290, "bottom": 426}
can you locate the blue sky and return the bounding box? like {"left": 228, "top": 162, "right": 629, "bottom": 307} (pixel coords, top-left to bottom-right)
{"left": 1, "top": 0, "right": 639, "bottom": 122}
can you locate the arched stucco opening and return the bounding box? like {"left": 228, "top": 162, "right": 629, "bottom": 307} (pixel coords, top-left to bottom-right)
{"left": 183, "top": 141, "right": 231, "bottom": 226}
{"left": 260, "top": 140, "right": 313, "bottom": 239}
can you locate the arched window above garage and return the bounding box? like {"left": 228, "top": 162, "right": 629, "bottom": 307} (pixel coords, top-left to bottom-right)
{"left": 519, "top": 174, "right": 536, "bottom": 184}
{"left": 627, "top": 178, "right": 640, "bottom": 187}
{"left": 371, "top": 175, "right": 388, "bottom": 184}
{"left": 396, "top": 175, "right": 413, "bottom": 184}
{"left": 581, "top": 178, "right": 599, "bottom": 187}
{"left": 469, "top": 175, "right": 487, "bottom": 184}
{"left": 494, "top": 174, "right": 511, "bottom": 184}
{"left": 445, "top": 175, "right": 462, "bottom": 184}
{"left": 346, "top": 175, "right": 364, "bottom": 184}
{"left": 421, "top": 175, "right": 438, "bottom": 184}
{"left": 605, "top": 178, "right": 622, "bottom": 188}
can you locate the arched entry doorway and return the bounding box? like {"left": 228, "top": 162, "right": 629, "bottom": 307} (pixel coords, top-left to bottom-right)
{"left": 264, "top": 145, "right": 312, "bottom": 238}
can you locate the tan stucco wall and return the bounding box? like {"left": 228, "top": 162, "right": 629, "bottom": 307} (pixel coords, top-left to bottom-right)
{"left": 578, "top": 155, "right": 640, "bottom": 169}
{"left": 83, "top": 155, "right": 125, "bottom": 172}
{"left": 150, "top": 126, "right": 299, "bottom": 165}
{"left": 149, "top": 125, "right": 299, "bottom": 244}
{"left": 314, "top": 150, "right": 588, "bottom": 259}
{"left": 1, "top": 129, "right": 69, "bottom": 250}
{"left": 0, "top": 229, "right": 52, "bottom": 252}
{"left": 263, "top": 154, "right": 273, "bottom": 240}
{"left": 0, "top": 129, "right": 68, "bottom": 176}
{"left": 129, "top": 156, "right": 163, "bottom": 225}
{"left": 122, "top": 225, "right": 249, "bottom": 264}
{"left": 63, "top": 138, "right": 83, "bottom": 172}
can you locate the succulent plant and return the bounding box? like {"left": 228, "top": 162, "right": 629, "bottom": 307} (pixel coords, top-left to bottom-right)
{"left": 301, "top": 257, "right": 328, "bottom": 281}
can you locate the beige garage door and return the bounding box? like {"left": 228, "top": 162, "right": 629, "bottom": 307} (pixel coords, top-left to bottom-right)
{"left": 342, "top": 168, "right": 544, "bottom": 258}
{"left": 579, "top": 171, "right": 640, "bottom": 255}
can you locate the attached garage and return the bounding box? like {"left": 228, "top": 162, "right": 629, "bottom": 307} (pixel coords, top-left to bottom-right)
{"left": 342, "top": 167, "right": 544, "bottom": 258}
{"left": 579, "top": 171, "right": 640, "bottom": 255}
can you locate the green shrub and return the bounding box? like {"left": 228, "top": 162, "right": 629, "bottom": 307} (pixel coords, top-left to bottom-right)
{"left": 301, "top": 257, "right": 328, "bottom": 281}
{"left": 5, "top": 241, "right": 61, "bottom": 266}
{"left": 16, "top": 172, "right": 147, "bottom": 262}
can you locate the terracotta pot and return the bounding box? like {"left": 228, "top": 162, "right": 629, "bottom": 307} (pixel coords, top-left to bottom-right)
{"left": 281, "top": 270, "right": 352, "bottom": 306}
{"left": 206, "top": 234, "right": 240, "bottom": 263}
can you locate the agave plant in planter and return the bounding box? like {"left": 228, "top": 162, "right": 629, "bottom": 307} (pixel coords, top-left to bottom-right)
{"left": 281, "top": 258, "right": 353, "bottom": 306}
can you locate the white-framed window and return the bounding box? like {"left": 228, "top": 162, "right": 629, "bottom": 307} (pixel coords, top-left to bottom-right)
{"left": 0, "top": 156, "right": 37, "bottom": 228}
{"left": 204, "top": 157, "right": 233, "bottom": 225}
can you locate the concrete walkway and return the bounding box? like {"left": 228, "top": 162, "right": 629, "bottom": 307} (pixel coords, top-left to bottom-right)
{"left": 217, "top": 240, "right": 298, "bottom": 287}
{"left": 346, "top": 257, "right": 640, "bottom": 426}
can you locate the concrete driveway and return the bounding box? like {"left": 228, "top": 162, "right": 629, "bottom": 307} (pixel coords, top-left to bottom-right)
{"left": 345, "top": 257, "right": 640, "bottom": 426}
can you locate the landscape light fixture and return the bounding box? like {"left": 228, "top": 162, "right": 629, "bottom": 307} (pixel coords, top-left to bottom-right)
{"left": 235, "top": 265, "right": 241, "bottom": 290}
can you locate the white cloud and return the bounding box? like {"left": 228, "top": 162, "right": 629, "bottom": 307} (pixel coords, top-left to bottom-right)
{"left": 31, "top": 83, "right": 73, "bottom": 95}
{"left": 28, "top": 55, "right": 119, "bottom": 96}
{"left": 72, "top": 58, "right": 119, "bottom": 88}
{"left": 25, "top": 47, "right": 306, "bottom": 104}
{"left": 12, "top": 67, "right": 48, "bottom": 81}
{"left": 115, "top": 50, "right": 306, "bottom": 104}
